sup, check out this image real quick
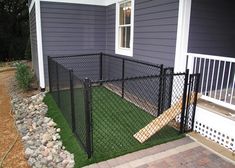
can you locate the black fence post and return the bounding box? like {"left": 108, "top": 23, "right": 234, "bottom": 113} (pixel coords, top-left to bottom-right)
{"left": 56, "top": 61, "right": 61, "bottom": 108}
{"left": 180, "top": 69, "right": 189, "bottom": 133}
{"left": 158, "top": 64, "right": 164, "bottom": 116}
{"left": 121, "top": 58, "right": 125, "bottom": 98}
{"left": 47, "top": 56, "right": 52, "bottom": 92}
{"left": 190, "top": 74, "right": 200, "bottom": 131}
{"left": 100, "top": 52, "right": 103, "bottom": 83}
{"left": 184, "top": 74, "right": 192, "bottom": 132}
{"left": 185, "top": 55, "right": 189, "bottom": 72}
{"left": 163, "top": 68, "right": 174, "bottom": 111}
{"left": 69, "top": 68, "right": 76, "bottom": 133}
{"left": 161, "top": 67, "right": 173, "bottom": 112}
{"left": 84, "top": 78, "right": 92, "bottom": 158}
{"left": 161, "top": 68, "right": 166, "bottom": 112}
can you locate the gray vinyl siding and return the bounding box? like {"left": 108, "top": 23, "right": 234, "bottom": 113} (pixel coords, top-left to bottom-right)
{"left": 104, "top": 4, "right": 118, "bottom": 79}
{"left": 37, "top": 0, "right": 179, "bottom": 86}
{"left": 105, "top": 0, "right": 179, "bottom": 67}
{"left": 29, "top": 5, "right": 39, "bottom": 79}
{"left": 188, "top": 0, "right": 235, "bottom": 57}
{"left": 103, "top": 1, "right": 175, "bottom": 113}
{"left": 40, "top": 2, "right": 106, "bottom": 85}
{"left": 134, "top": 0, "right": 178, "bottom": 66}
{"left": 105, "top": 4, "right": 115, "bottom": 55}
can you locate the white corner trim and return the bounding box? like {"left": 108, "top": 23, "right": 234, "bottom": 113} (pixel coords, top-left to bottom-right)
{"left": 35, "top": 0, "right": 45, "bottom": 89}
{"left": 115, "top": 0, "right": 134, "bottom": 57}
{"left": 29, "top": 0, "right": 35, "bottom": 12}
{"left": 39, "top": 0, "right": 116, "bottom": 6}
{"left": 174, "top": 0, "right": 192, "bottom": 73}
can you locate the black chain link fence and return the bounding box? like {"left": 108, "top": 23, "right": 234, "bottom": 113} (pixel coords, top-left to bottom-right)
{"left": 181, "top": 73, "right": 201, "bottom": 132}
{"left": 48, "top": 53, "right": 200, "bottom": 159}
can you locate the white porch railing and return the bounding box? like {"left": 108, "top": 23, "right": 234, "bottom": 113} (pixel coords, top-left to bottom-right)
{"left": 187, "top": 53, "right": 235, "bottom": 110}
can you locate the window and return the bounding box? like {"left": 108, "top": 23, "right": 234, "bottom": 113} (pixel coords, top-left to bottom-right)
{"left": 115, "top": 0, "right": 134, "bottom": 56}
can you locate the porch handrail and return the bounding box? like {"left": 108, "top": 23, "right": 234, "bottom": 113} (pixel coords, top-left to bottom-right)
{"left": 187, "top": 53, "right": 235, "bottom": 63}
{"left": 186, "top": 52, "right": 235, "bottom": 110}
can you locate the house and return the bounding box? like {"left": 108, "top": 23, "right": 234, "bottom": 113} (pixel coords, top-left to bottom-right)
{"left": 28, "top": 0, "right": 235, "bottom": 152}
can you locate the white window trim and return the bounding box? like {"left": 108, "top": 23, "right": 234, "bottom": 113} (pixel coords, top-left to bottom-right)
{"left": 115, "top": 0, "right": 134, "bottom": 57}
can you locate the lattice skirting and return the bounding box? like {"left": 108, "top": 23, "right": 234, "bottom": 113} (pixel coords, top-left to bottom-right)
{"left": 193, "top": 107, "right": 235, "bottom": 152}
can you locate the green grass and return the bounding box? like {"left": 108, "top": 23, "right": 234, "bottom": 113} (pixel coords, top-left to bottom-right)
{"left": 44, "top": 87, "right": 184, "bottom": 167}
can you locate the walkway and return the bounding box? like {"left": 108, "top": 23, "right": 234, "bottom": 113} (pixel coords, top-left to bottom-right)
{"left": 0, "top": 70, "right": 29, "bottom": 168}
{"left": 85, "top": 137, "right": 235, "bottom": 168}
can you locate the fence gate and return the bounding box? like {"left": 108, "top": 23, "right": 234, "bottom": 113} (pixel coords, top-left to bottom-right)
{"left": 180, "top": 72, "right": 201, "bottom": 133}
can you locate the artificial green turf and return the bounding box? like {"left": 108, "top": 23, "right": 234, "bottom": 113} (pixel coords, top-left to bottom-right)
{"left": 44, "top": 87, "right": 184, "bottom": 167}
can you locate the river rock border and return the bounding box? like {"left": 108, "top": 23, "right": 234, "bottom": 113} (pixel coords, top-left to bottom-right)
{"left": 10, "top": 91, "right": 75, "bottom": 168}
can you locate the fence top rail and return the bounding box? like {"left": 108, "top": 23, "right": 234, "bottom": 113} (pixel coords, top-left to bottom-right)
{"left": 48, "top": 52, "right": 163, "bottom": 69}
{"left": 187, "top": 53, "right": 235, "bottom": 63}
{"left": 91, "top": 72, "right": 187, "bottom": 84}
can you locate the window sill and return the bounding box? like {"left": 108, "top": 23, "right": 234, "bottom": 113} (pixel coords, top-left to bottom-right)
{"left": 115, "top": 48, "right": 133, "bottom": 57}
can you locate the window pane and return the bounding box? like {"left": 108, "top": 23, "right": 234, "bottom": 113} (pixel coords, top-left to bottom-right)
{"left": 126, "top": 26, "right": 130, "bottom": 48}
{"left": 119, "top": 1, "right": 131, "bottom": 25}
{"left": 119, "top": 26, "right": 130, "bottom": 48}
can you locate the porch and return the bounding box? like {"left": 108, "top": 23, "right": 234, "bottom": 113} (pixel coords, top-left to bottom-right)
{"left": 176, "top": 0, "right": 235, "bottom": 152}
{"left": 186, "top": 53, "right": 235, "bottom": 152}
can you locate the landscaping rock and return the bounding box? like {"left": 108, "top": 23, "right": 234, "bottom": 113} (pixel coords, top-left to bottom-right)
{"left": 28, "top": 157, "right": 36, "bottom": 166}
{"left": 47, "top": 154, "right": 53, "bottom": 161}
{"left": 42, "top": 133, "right": 51, "bottom": 144}
{"left": 46, "top": 141, "right": 54, "bottom": 148}
{"left": 48, "top": 120, "right": 56, "bottom": 127}
{"left": 10, "top": 91, "right": 75, "bottom": 168}
{"left": 25, "top": 148, "right": 34, "bottom": 158}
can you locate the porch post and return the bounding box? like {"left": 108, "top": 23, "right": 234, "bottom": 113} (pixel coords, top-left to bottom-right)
{"left": 174, "top": 0, "right": 192, "bottom": 73}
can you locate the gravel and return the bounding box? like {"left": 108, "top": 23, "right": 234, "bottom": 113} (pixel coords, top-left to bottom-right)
{"left": 10, "top": 92, "right": 75, "bottom": 168}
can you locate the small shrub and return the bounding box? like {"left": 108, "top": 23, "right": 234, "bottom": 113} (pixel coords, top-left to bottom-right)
{"left": 15, "top": 63, "right": 33, "bottom": 90}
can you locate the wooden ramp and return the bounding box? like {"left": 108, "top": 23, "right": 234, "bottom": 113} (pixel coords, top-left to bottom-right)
{"left": 133, "top": 93, "right": 197, "bottom": 143}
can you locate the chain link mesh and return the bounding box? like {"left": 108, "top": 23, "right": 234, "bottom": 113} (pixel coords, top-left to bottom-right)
{"left": 183, "top": 74, "right": 201, "bottom": 132}
{"left": 73, "top": 75, "right": 88, "bottom": 151}
{"left": 48, "top": 53, "right": 200, "bottom": 159}
{"left": 90, "top": 73, "right": 195, "bottom": 157}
